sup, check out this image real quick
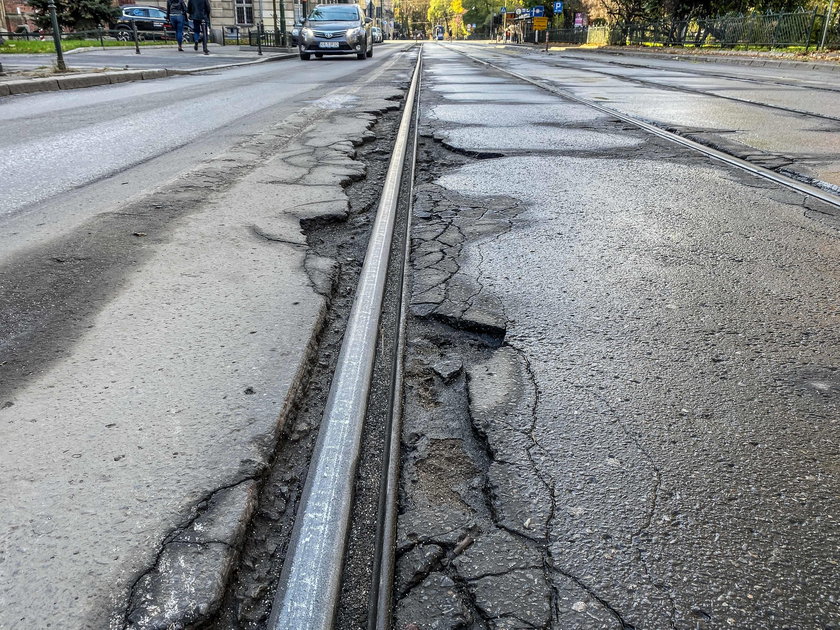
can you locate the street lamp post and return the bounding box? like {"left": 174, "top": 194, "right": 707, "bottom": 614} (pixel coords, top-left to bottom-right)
{"left": 47, "top": 0, "right": 66, "bottom": 71}
{"left": 821, "top": 0, "right": 836, "bottom": 49}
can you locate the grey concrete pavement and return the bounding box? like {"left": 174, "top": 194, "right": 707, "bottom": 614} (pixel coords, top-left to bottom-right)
{"left": 0, "top": 43, "right": 289, "bottom": 72}
{"left": 0, "top": 45, "right": 414, "bottom": 629}
{"left": 0, "top": 44, "right": 294, "bottom": 95}
{"left": 396, "top": 44, "right": 840, "bottom": 629}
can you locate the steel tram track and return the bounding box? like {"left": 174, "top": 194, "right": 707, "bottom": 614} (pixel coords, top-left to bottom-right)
{"left": 537, "top": 56, "right": 840, "bottom": 124}
{"left": 447, "top": 44, "right": 840, "bottom": 212}
{"left": 555, "top": 51, "right": 840, "bottom": 95}
{"left": 265, "top": 49, "right": 423, "bottom": 630}
{"left": 262, "top": 42, "right": 838, "bottom": 629}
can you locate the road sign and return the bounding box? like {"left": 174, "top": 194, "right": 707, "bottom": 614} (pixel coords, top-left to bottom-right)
{"left": 515, "top": 7, "right": 521, "bottom": 14}
{"left": 519, "top": 8, "right": 531, "bottom": 18}
{"left": 500, "top": 6, "right": 506, "bottom": 12}
{"left": 553, "top": 1, "right": 563, "bottom": 12}
{"left": 532, "top": 6, "right": 545, "bottom": 16}
{"left": 533, "top": 16, "right": 548, "bottom": 29}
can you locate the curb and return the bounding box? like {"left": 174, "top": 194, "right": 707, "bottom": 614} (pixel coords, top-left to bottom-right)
{"left": 0, "top": 53, "right": 294, "bottom": 97}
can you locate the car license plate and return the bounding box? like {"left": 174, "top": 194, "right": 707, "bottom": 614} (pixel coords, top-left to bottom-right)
{"left": 319, "top": 41, "right": 339, "bottom": 48}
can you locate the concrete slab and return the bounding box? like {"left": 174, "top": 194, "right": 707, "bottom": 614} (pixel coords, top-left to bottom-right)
{"left": 109, "top": 70, "right": 147, "bottom": 83}
{"left": 6, "top": 78, "right": 59, "bottom": 93}
{"left": 141, "top": 69, "right": 167, "bottom": 80}
{"left": 436, "top": 125, "right": 644, "bottom": 152}
{"left": 57, "top": 73, "right": 111, "bottom": 89}
{"left": 0, "top": 77, "right": 402, "bottom": 629}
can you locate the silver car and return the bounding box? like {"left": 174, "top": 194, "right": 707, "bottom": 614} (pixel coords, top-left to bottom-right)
{"left": 298, "top": 4, "right": 373, "bottom": 61}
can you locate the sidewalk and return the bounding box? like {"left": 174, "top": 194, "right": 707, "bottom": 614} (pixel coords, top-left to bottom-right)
{"left": 0, "top": 43, "right": 295, "bottom": 96}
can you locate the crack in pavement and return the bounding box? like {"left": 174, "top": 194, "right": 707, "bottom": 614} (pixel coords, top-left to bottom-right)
{"left": 591, "top": 391, "right": 679, "bottom": 630}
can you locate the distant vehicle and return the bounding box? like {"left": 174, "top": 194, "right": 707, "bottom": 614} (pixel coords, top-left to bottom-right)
{"left": 112, "top": 5, "right": 172, "bottom": 40}
{"left": 434, "top": 24, "right": 444, "bottom": 40}
{"left": 298, "top": 3, "right": 373, "bottom": 61}
{"left": 371, "top": 26, "right": 383, "bottom": 43}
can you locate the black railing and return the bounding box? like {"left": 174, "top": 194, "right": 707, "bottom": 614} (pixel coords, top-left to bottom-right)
{"left": 247, "top": 28, "right": 288, "bottom": 47}
{"left": 538, "top": 9, "right": 840, "bottom": 50}
{"left": 624, "top": 10, "right": 818, "bottom": 48}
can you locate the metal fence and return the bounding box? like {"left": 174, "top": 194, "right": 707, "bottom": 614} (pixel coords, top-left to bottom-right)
{"left": 546, "top": 9, "right": 840, "bottom": 50}
{"left": 247, "top": 28, "right": 288, "bottom": 47}
{"left": 626, "top": 10, "right": 818, "bottom": 47}
{"left": 0, "top": 27, "right": 185, "bottom": 45}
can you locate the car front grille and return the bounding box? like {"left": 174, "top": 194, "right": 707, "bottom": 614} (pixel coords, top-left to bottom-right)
{"left": 313, "top": 29, "right": 347, "bottom": 38}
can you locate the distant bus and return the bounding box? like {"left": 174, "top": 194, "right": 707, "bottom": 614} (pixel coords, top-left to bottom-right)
{"left": 434, "top": 24, "right": 444, "bottom": 40}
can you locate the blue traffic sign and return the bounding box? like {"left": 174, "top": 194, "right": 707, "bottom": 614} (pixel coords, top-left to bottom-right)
{"left": 553, "top": 1, "right": 563, "bottom": 12}
{"left": 500, "top": 6, "right": 506, "bottom": 12}
{"left": 532, "top": 5, "right": 545, "bottom": 16}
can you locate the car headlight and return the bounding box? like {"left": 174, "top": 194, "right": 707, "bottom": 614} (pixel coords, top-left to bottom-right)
{"left": 302, "top": 27, "right": 313, "bottom": 38}
{"left": 347, "top": 26, "right": 365, "bottom": 40}
{"left": 292, "top": 27, "right": 300, "bottom": 36}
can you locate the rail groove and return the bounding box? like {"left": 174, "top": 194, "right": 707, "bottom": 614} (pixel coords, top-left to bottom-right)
{"left": 267, "top": 49, "right": 422, "bottom": 630}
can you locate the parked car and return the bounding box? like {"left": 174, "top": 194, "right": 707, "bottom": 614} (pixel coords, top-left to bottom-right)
{"left": 371, "top": 26, "right": 383, "bottom": 43}
{"left": 298, "top": 3, "right": 373, "bottom": 61}
{"left": 111, "top": 6, "right": 171, "bottom": 40}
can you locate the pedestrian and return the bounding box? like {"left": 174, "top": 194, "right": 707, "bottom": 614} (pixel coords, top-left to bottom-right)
{"left": 166, "top": 0, "right": 188, "bottom": 51}
{"left": 187, "top": 0, "right": 211, "bottom": 54}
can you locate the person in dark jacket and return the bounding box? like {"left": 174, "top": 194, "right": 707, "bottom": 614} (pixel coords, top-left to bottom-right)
{"left": 187, "top": 0, "right": 211, "bottom": 54}
{"left": 166, "top": 0, "right": 188, "bottom": 51}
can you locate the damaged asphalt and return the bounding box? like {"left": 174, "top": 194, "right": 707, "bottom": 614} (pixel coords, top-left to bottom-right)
{"left": 395, "top": 45, "right": 840, "bottom": 629}
{"left": 0, "top": 50, "right": 416, "bottom": 629}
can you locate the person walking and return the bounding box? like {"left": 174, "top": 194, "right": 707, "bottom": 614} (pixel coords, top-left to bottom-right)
{"left": 187, "top": 0, "right": 211, "bottom": 54}
{"left": 166, "top": 0, "right": 188, "bottom": 51}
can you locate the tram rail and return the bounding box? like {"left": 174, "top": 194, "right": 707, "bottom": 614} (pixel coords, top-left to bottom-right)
{"left": 556, "top": 51, "right": 840, "bottom": 95}
{"left": 266, "top": 49, "right": 423, "bottom": 630}
{"left": 539, "top": 56, "right": 840, "bottom": 124}
{"left": 447, "top": 44, "right": 840, "bottom": 212}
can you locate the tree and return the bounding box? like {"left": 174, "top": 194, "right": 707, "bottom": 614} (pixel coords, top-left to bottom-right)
{"left": 427, "top": 0, "right": 454, "bottom": 33}
{"left": 28, "top": 0, "right": 119, "bottom": 31}
{"left": 396, "top": 0, "right": 432, "bottom": 35}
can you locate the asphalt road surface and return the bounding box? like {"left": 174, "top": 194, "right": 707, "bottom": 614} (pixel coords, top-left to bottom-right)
{"left": 2, "top": 40, "right": 840, "bottom": 630}
{"left": 0, "top": 43, "right": 414, "bottom": 629}
{"left": 395, "top": 43, "right": 840, "bottom": 630}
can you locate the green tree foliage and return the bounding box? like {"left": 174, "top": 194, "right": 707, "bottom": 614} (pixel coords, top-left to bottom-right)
{"left": 603, "top": 0, "right": 819, "bottom": 23}
{"left": 427, "top": 0, "right": 454, "bottom": 29}
{"left": 28, "top": 0, "right": 119, "bottom": 31}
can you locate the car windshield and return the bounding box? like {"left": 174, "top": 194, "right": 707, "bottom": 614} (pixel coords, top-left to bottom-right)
{"left": 308, "top": 6, "right": 359, "bottom": 21}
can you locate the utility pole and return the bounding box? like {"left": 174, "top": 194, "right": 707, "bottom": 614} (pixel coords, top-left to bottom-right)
{"left": 821, "top": 0, "right": 836, "bottom": 49}
{"left": 47, "top": 0, "right": 66, "bottom": 71}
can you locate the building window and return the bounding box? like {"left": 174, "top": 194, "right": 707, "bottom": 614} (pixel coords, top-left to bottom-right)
{"left": 235, "top": 0, "right": 254, "bottom": 25}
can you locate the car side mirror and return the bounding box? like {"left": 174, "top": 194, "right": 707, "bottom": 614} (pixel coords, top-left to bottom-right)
{"left": 365, "top": 17, "right": 372, "bottom": 24}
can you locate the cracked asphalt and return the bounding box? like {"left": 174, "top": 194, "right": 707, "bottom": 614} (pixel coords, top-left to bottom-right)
{"left": 3, "top": 39, "right": 840, "bottom": 630}
{"left": 0, "top": 45, "right": 415, "bottom": 629}
{"left": 396, "top": 44, "right": 840, "bottom": 629}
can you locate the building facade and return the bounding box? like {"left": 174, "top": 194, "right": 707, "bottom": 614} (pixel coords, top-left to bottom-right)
{"left": 2, "top": 0, "right": 37, "bottom": 31}
{"left": 0, "top": 0, "right": 392, "bottom": 39}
